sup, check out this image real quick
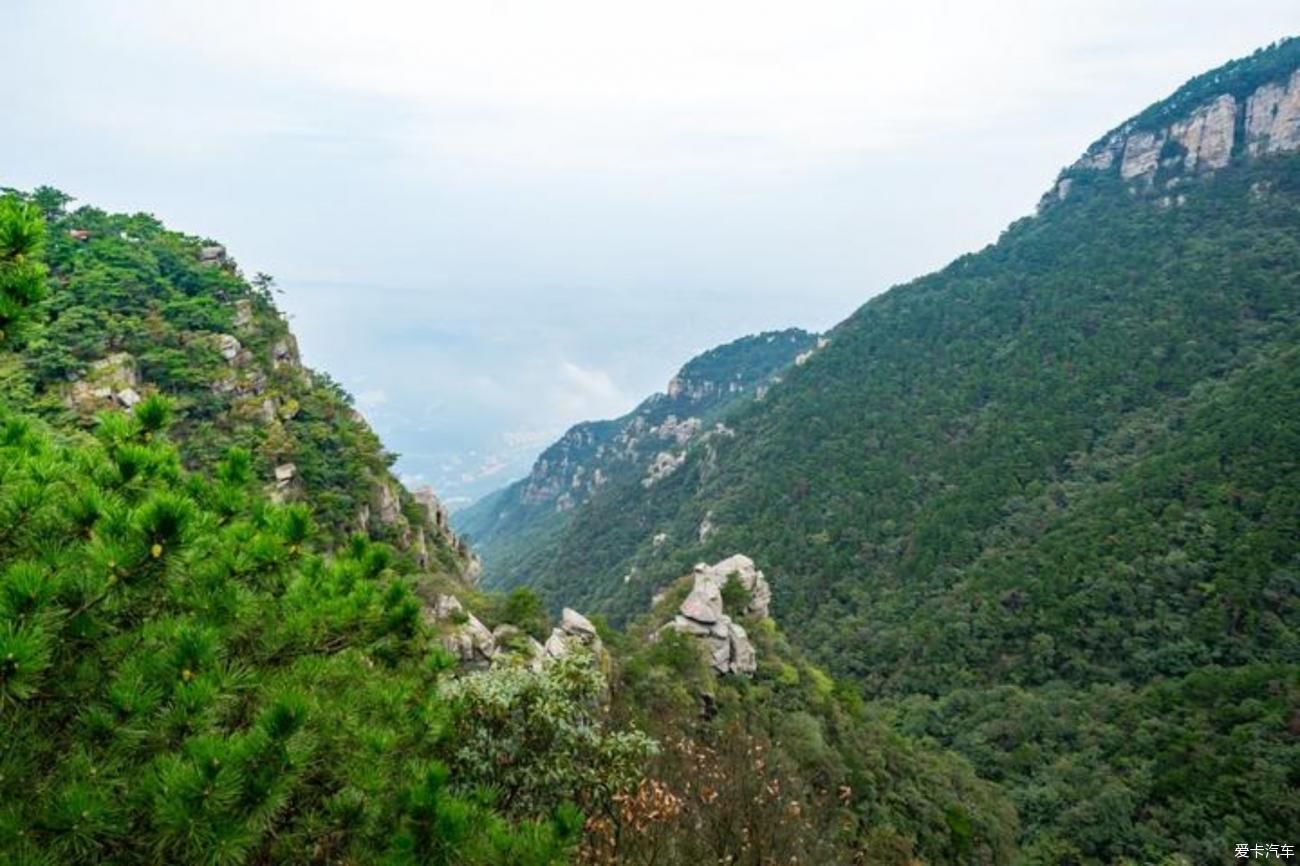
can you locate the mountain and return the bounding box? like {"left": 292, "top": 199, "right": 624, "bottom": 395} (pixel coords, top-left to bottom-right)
{"left": 0, "top": 192, "right": 1019, "bottom": 864}
{"left": 0, "top": 189, "right": 474, "bottom": 578}
{"left": 483, "top": 40, "right": 1300, "bottom": 861}
{"left": 454, "top": 328, "right": 819, "bottom": 588}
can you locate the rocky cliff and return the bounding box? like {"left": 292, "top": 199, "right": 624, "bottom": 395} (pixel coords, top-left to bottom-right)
{"left": 1045, "top": 39, "right": 1300, "bottom": 206}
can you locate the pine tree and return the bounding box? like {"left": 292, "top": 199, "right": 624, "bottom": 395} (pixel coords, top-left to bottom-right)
{"left": 0, "top": 194, "right": 48, "bottom": 343}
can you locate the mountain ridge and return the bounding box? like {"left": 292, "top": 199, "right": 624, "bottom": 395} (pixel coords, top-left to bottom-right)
{"left": 454, "top": 327, "right": 818, "bottom": 588}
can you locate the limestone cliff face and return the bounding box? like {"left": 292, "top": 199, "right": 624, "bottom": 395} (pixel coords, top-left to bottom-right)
{"left": 1045, "top": 48, "right": 1300, "bottom": 206}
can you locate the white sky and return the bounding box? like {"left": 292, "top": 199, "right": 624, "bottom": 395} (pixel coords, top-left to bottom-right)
{"left": 6, "top": 1, "right": 1298, "bottom": 502}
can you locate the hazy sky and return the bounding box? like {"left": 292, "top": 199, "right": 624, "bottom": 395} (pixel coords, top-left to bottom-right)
{"left": 6, "top": 2, "right": 1297, "bottom": 504}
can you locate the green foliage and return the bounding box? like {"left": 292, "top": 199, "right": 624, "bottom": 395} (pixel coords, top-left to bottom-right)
{"left": 493, "top": 43, "right": 1300, "bottom": 862}
{"left": 456, "top": 329, "right": 818, "bottom": 590}
{"left": 0, "top": 403, "right": 589, "bottom": 865}
{"left": 0, "top": 188, "right": 460, "bottom": 570}
{"left": 0, "top": 189, "right": 1033, "bottom": 864}
{"left": 441, "top": 654, "right": 656, "bottom": 819}
{"left": 0, "top": 195, "right": 48, "bottom": 343}
{"left": 597, "top": 607, "right": 1018, "bottom": 865}
{"left": 496, "top": 586, "right": 550, "bottom": 640}
{"left": 719, "top": 571, "right": 752, "bottom": 618}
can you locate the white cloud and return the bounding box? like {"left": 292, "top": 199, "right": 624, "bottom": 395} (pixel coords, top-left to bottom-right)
{"left": 48, "top": 0, "right": 1300, "bottom": 178}
{"left": 558, "top": 360, "right": 628, "bottom": 417}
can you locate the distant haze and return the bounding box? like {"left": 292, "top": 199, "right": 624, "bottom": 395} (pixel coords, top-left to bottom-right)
{"left": 5, "top": 1, "right": 1297, "bottom": 504}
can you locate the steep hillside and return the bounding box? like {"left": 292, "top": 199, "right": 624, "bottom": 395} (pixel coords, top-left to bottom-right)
{"left": 455, "top": 328, "right": 818, "bottom": 587}
{"left": 491, "top": 39, "right": 1300, "bottom": 861}
{"left": 0, "top": 190, "right": 1020, "bottom": 865}
{"left": 0, "top": 188, "right": 471, "bottom": 578}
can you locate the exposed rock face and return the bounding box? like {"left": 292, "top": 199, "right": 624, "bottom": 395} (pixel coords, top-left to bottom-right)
{"left": 198, "top": 244, "right": 226, "bottom": 264}
{"left": 268, "top": 463, "right": 298, "bottom": 504}
{"left": 233, "top": 299, "right": 254, "bottom": 331}
{"left": 377, "top": 482, "right": 403, "bottom": 526}
{"left": 1120, "top": 130, "right": 1163, "bottom": 181}
{"left": 412, "top": 526, "right": 429, "bottom": 570}
{"left": 428, "top": 595, "right": 497, "bottom": 670}
{"left": 67, "top": 353, "right": 143, "bottom": 411}
{"left": 216, "top": 334, "right": 242, "bottom": 362}
{"left": 659, "top": 555, "right": 768, "bottom": 676}
{"left": 423, "top": 594, "right": 600, "bottom": 673}
{"left": 642, "top": 451, "right": 685, "bottom": 487}
{"left": 414, "top": 486, "right": 450, "bottom": 532}
{"left": 692, "top": 554, "right": 771, "bottom": 619}
{"left": 680, "top": 578, "right": 723, "bottom": 623}
{"left": 1056, "top": 67, "right": 1300, "bottom": 201}
{"left": 271, "top": 335, "right": 300, "bottom": 369}
{"left": 698, "top": 512, "right": 716, "bottom": 542}
{"left": 1246, "top": 68, "right": 1300, "bottom": 156}
{"left": 411, "top": 485, "right": 479, "bottom": 581}
{"left": 1170, "top": 94, "right": 1236, "bottom": 173}
{"left": 543, "top": 607, "right": 603, "bottom": 660}
{"left": 653, "top": 415, "right": 702, "bottom": 445}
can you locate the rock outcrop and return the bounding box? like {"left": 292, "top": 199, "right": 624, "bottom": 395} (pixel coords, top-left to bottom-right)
{"left": 1049, "top": 66, "right": 1300, "bottom": 205}
{"left": 427, "top": 594, "right": 496, "bottom": 670}
{"left": 198, "top": 244, "right": 227, "bottom": 265}
{"left": 412, "top": 485, "right": 480, "bottom": 581}
{"left": 692, "top": 554, "right": 771, "bottom": 618}
{"left": 66, "top": 353, "right": 143, "bottom": 411}
{"left": 422, "top": 592, "right": 601, "bottom": 674}
{"left": 1246, "top": 68, "right": 1300, "bottom": 156}
{"left": 215, "top": 333, "right": 243, "bottom": 362}
{"left": 642, "top": 451, "right": 685, "bottom": 487}
{"left": 543, "top": 607, "right": 603, "bottom": 660}
{"left": 659, "top": 555, "right": 770, "bottom": 676}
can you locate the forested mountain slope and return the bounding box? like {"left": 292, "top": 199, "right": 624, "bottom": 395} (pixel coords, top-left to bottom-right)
{"left": 0, "top": 188, "right": 470, "bottom": 576}
{"left": 492, "top": 39, "right": 1300, "bottom": 861}
{"left": 0, "top": 192, "right": 1020, "bottom": 864}
{"left": 455, "top": 328, "right": 817, "bottom": 588}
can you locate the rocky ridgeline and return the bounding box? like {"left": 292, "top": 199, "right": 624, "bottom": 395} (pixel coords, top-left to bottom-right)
{"left": 427, "top": 595, "right": 604, "bottom": 672}
{"left": 658, "top": 554, "right": 770, "bottom": 676}
{"left": 508, "top": 330, "right": 818, "bottom": 515}
{"left": 1047, "top": 67, "right": 1300, "bottom": 205}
